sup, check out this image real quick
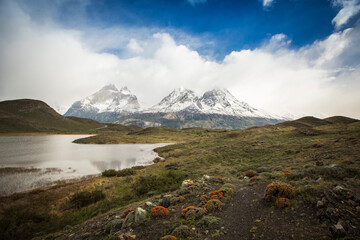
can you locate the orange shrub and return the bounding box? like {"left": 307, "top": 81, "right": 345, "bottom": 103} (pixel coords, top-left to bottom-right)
{"left": 160, "top": 235, "right": 177, "bottom": 240}
{"left": 181, "top": 206, "right": 197, "bottom": 217}
{"left": 245, "top": 170, "right": 257, "bottom": 178}
{"left": 283, "top": 170, "right": 291, "bottom": 175}
{"left": 211, "top": 195, "right": 221, "bottom": 200}
{"left": 264, "top": 182, "right": 295, "bottom": 201}
{"left": 211, "top": 190, "right": 224, "bottom": 200}
{"left": 150, "top": 206, "right": 169, "bottom": 217}
{"left": 275, "top": 198, "right": 289, "bottom": 208}
{"left": 313, "top": 142, "right": 321, "bottom": 148}
{"left": 121, "top": 208, "right": 135, "bottom": 218}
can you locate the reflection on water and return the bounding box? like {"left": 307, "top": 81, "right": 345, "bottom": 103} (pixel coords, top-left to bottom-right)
{"left": 0, "top": 135, "right": 171, "bottom": 195}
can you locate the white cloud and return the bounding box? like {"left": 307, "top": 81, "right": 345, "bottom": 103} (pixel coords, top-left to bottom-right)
{"left": 127, "top": 39, "right": 144, "bottom": 54}
{"left": 187, "top": 0, "right": 207, "bottom": 6}
{"left": 1, "top": 1, "right": 360, "bottom": 119}
{"left": 332, "top": 0, "right": 360, "bottom": 29}
{"left": 263, "top": 0, "right": 275, "bottom": 7}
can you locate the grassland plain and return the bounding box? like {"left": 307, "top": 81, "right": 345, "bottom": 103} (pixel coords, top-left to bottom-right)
{"left": 0, "top": 116, "right": 359, "bottom": 239}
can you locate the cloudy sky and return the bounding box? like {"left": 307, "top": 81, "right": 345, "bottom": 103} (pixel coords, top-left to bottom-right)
{"left": 0, "top": 0, "right": 359, "bottom": 118}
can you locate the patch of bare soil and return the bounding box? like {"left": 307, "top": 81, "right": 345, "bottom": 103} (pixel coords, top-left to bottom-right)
{"left": 218, "top": 182, "right": 330, "bottom": 240}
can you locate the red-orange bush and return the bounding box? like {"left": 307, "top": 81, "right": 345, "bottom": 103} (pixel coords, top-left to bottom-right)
{"left": 160, "top": 235, "right": 177, "bottom": 240}
{"left": 211, "top": 190, "right": 224, "bottom": 200}
{"left": 275, "top": 198, "right": 289, "bottom": 208}
{"left": 283, "top": 170, "right": 291, "bottom": 175}
{"left": 150, "top": 206, "right": 169, "bottom": 217}
{"left": 245, "top": 170, "right": 257, "bottom": 178}
{"left": 181, "top": 206, "right": 197, "bottom": 217}
{"left": 264, "top": 182, "right": 296, "bottom": 201}
{"left": 313, "top": 142, "right": 321, "bottom": 148}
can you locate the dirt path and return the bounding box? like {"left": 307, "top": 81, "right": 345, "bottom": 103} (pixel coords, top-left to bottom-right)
{"left": 218, "top": 182, "right": 331, "bottom": 240}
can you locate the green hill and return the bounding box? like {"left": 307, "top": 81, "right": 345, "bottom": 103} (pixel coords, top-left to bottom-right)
{"left": 0, "top": 99, "right": 105, "bottom": 133}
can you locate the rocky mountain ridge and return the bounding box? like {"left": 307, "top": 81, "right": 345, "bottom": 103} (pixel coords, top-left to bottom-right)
{"left": 64, "top": 84, "right": 285, "bottom": 128}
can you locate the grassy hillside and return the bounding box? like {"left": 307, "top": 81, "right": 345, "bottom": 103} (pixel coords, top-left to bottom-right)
{"left": 0, "top": 116, "right": 359, "bottom": 239}
{"left": 0, "top": 99, "right": 141, "bottom": 134}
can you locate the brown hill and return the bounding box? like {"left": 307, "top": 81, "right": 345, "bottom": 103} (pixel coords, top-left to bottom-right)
{"left": 0, "top": 99, "right": 103, "bottom": 133}
{"left": 324, "top": 116, "right": 359, "bottom": 124}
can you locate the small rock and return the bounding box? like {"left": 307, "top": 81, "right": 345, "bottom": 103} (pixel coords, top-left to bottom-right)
{"left": 317, "top": 200, "right": 325, "bottom": 208}
{"left": 134, "top": 207, "right": 147, "bottom": 223}
{"left": 143, "top": 201, "right": 156, "bottom": 211}
{"left": 202, "top": 175, "right": 210, "bottom": 180}
{"left": 244, "top": 176, "right": 249, "bottom": 180}
{"left": 330, "top": 221, "right": 346, "bottom": 238}
{"left": 334, "top": 185, "right": 346, "bottom": 192}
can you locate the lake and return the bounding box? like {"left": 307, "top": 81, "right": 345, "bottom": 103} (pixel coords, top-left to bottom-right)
{"left": 0, "top": 135, "right": 171, "bottom": 195}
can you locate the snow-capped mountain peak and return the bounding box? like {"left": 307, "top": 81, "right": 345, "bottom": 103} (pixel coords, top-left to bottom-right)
{"left": 120, "top": 86, "right": 131, "bottom": 95}
{"left": 144, "top": 87, "right": 200, "bottom": 113}
{"left": 64, "top": 84, "right": 140, "bottom": 118}
{"left": 144, "top": 87, "right": 278, "bottom": 119}
{"left": 101, "top": 84, "right": 118, "bottom": 92}
{"left": 198, "top": 88, "right": 277, "bottom": 118}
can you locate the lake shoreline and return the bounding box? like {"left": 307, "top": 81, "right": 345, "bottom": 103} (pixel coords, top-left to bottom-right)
{"left": 0, "top": 173, "right": 99, "bottom": 198}
{"left": 0, "top": 135, "right": 171, "bottom": 195}
{"left": 0, "top": 133, "right": 95, "bottom": 136}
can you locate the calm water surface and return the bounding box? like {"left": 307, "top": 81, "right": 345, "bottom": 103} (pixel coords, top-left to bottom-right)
{"left": 0, "top": 135, "right": 171, "bottom": 195}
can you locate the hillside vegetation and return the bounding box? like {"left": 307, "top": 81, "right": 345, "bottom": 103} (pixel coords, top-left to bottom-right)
{"left": 0, "top": 115, "right": 359, "bottom": 239}
{"left": 0, "top": 99, "right": 141, "bottom": 134}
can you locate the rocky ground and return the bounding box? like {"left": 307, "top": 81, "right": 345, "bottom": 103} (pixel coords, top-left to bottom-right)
{"left": 33, "top": 174, "right": 360, "bottom": 240}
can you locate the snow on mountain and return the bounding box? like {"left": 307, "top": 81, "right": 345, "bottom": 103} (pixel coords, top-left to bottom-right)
{"left": 64, "top": 84, "right": 140, "bottom": 117}
{"left": 144, "top": 87, "right": 279, "bottom": 119}
{"left": 143, "top": 87, "right": 201, "bottom": 113}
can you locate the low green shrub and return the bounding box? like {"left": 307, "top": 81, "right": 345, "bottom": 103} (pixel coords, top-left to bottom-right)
{"left": 116, "top": 168, "right": 136, "bottom": 177}
{"left": 102, "top": 169, "right": 118, "bottom": 177}
{"left": 204, "top": 199, "right": 223, "bottom": 212}
{"left": 102, "top": 168, "right": 136, "bottom": 177}
{"left": 133, "top": 170, "right": 186, "bottom": 196}
{"left": 69, "top": 190, "right": 105, "bottom": 208}
{"left": 196, "top": 216, "right": 221, "bottom": 229}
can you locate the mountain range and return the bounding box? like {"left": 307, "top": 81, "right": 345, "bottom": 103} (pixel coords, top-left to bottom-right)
{"left": 64, "top": 84, "right": 285, "bottom": 129}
